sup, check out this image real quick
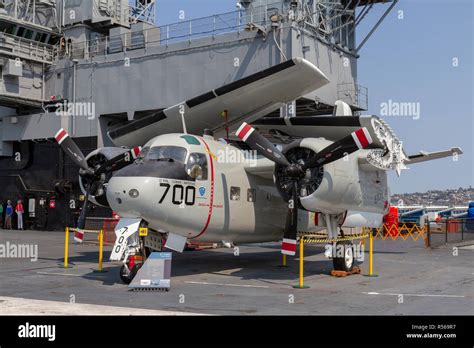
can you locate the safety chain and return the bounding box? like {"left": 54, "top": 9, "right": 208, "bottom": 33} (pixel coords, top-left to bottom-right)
{"left": 69, "top": 228, "right": 102, "bottom": 234}
{"left": 297, "top": 231, "right": 370, "bottom": 244}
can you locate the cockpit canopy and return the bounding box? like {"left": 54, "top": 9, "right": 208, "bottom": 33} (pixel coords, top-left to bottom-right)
{"left": 138, "top": 146, "right": 187, "bottom": 163}
{"left": 135, "top": 145, "right": 208, "bottom": 181}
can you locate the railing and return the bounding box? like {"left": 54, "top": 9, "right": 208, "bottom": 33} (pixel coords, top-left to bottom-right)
{"left": 67, "top": 2, "right": 287, "bottom": 60}
{"left": 92, "top": 0, "right": 130, "bottom": 26}
{"left": 0, "top": 32, "right": 56, "bottom": 63}
{"left": 0, "top": 0, "right": 44, "bottom": 24}
{"left": 337, "top": 82, "right": 368, "bottom": 110}
{"left": 426, "top": 218, "right": 474, "bottom": 248}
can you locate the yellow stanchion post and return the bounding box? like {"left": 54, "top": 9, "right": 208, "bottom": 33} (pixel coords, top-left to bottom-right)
{"left": 98, "top": 230, "right": 103, "bottom": 272}
{"left": 282, "top": 254, "right": 287, "bottom": 267}
{"left": 293, "top": 238, "right": 310, "bottom": 289}
{"left": 369, "top": 232, "right": 373, "bottom": 275}
{"left": 93, "top": 230, "right": 108, "bottom": 273}
{"left": 365, "top": 230, "right": 378, "bottom": 277}
{"left": 63, "top": 227, "right": 70, "bottom": 268}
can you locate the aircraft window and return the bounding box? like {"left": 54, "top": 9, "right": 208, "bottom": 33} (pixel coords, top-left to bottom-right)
{"left": 146, "top": 146, "right": 187, "bottom": 163}
{"left": 185, "top": 153, "right": 208, "bottom": 180}
{"left": 17, "top": 27, "right": 25, "bottom": 37}
{"left": 247, "top": 189, "right": 256, "bottom": 202}
{"left": 24, "top": 30, "right": 33, "bottom": 40}
{"left": 230, "top": 187, "right": 241, "bottom": 201}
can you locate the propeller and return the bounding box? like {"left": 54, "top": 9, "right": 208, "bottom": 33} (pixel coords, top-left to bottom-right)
{"left": 55, "top": 129, "right": 91, "bottom": 173}
{"left": 54, "top": 129, "right": 141, "bottom": 229}
{"left": 94, "top": 147, "right": 142, "bottom": 176}
{"left": 235, "top": 123, "right": 290, "bottom": 167}
{"left": 281, "top": 180, "right": 299, "bottom": 256}
{"left": 301, "top": 127, "right": 373, "bottom": 170}
{"left": 236, "top": 122, "right": 373, "bottom": 255}
{"left": 77, "top": 186, "right": 91, "bottom": 230}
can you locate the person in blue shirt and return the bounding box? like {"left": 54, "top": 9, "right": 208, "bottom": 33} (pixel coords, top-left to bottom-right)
{"left": 5, "top": 200, "right": 13, "bottom": 230}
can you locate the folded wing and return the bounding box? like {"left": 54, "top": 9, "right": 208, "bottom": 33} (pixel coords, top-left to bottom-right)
{"left": 108, "top": 58, "right": 329, "bottom": 147}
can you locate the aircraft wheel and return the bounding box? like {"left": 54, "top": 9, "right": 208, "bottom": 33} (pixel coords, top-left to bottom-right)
{"left": 144, "top": 247, "right": 152, "bottom": 257}
{"left": 332, "top": 241, "right": 354, "bottom": 272}
{"left": 119, "top": 264, "right": 142, "bottom": 284}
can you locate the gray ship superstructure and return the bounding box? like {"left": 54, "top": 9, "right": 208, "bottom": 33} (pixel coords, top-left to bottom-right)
{"left": 0, "top": 0, "right": 397, "bottom": 230}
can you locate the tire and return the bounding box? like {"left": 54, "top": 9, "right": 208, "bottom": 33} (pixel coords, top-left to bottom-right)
{"left": 144, "top": 247, "right": 152, "bottom": 257}
{"left": 332, "top": 241, "right": 354, "bottom": 272}
{"left": 119, "top": 263, "right": 142, "bottom": 284}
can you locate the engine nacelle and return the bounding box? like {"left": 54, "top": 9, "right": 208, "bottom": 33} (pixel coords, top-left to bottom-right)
{"left": 79, "top": 147, "right": 129, "bottom": 207}
{"left": 276, "top": 138, "right": 389, "bottom": 216}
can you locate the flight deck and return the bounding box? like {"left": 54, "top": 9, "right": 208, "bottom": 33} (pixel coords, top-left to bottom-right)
{"left": 0, "top": 229, "right": 472, "bottom": 316}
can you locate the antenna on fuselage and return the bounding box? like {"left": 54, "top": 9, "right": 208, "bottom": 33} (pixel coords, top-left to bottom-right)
{"left": 179, "top": 104, "right": 188, "bottom": 134}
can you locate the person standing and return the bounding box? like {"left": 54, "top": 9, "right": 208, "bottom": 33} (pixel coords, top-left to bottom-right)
{"left": 0, "top": 202, "right": 3, "bottom": 228}
{"left": 15, "top": 200, "right": 24, "bottom": 230}
{"left": 5, "top": 200, "right": 13, "bottom": 230}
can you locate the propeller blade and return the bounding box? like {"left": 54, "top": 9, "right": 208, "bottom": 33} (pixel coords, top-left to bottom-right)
{"left": 281, "top": 180, "right": 298, "bottom": 256}
{"left": 77, "top": 189, "right": 90, "bottom": 230}
{"left": 55, "top": 129, "right": 90, "bottom": 171}
{"left": 94, "top": 146, "right": 142, "bottom": 176}
{"left": 236, "top": 122, "right": 291, "bottom": 167}
{"left": 302, "top": 127, "right": 373, "bottom": 170}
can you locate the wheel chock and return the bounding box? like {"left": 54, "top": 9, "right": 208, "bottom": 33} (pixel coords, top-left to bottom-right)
{"left": 330, "top": 266, "right": 361, "bottom": 277}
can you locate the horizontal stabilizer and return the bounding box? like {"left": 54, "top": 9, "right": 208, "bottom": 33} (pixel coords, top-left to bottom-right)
{"left": 407, "top": 147, "right": 463, "bottom": 164}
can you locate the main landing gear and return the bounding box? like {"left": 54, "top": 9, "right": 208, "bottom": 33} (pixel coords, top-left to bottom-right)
{"left": 323, "top": 213, "right": 357, "bottom": 273}
{"left": 332, "top": 240, "right": 355, "bottom": 272}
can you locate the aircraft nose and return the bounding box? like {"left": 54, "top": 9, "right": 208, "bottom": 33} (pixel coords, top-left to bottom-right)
{"left": 107, "top": 176, "right": 151, "bottom": 218}
{"left": 106, "top": 160, "right": 191, "bottom": 217}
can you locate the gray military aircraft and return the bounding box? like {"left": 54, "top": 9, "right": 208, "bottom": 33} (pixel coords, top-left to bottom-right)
{"left": 54, "top": 58, "right": 462, "bottom": 283}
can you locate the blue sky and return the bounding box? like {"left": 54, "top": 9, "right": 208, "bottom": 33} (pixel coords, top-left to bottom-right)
{"left": 153, "top": 0, "right": 473, "bottom": 193}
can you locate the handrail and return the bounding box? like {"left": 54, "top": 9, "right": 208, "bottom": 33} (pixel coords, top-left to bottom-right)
{"left": 67, "top": 2, "right": 286, "bottom": 60}
{"left": 0, "top": 32, "right": 55, "bottom": 63}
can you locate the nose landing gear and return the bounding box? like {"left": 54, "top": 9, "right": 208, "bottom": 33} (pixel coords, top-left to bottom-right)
{"left": 119, "top": 255, "right": 144, "bottom": 284}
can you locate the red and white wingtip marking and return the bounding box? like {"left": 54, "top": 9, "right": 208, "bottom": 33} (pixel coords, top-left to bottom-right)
{"left": 281, "top": 238, "right": 297, "bottom": 256}
{"left": 351, "top": 127, "right": 373, "bottom": 149}
{"left": 131, "top": 146, "right": 142, "bottom": 159}
{"left": 55, "top": 129, "right": 69, "bottom": 145}
{"left": 236, "top": 122, "right": 255, "bottom": 142}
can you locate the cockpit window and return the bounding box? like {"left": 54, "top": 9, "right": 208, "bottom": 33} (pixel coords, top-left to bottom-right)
{"left": 145, "top": 146, "right": 187, "bottom": 163}
{"left": 185, "top": 153, "right": 208, "bottom": 181}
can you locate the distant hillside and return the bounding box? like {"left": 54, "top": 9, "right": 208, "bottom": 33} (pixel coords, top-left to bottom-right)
{"left": 391, "top": 187, "right": 473, "bottom": 206}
